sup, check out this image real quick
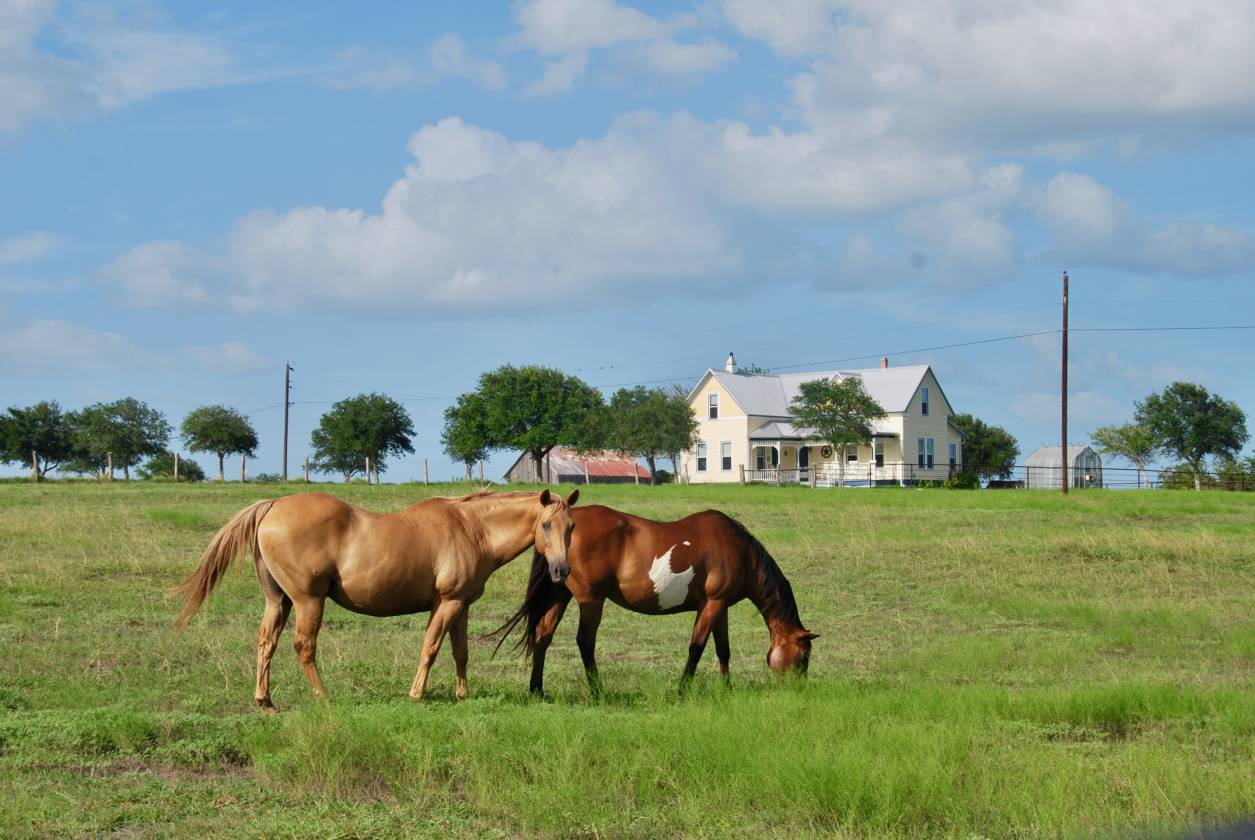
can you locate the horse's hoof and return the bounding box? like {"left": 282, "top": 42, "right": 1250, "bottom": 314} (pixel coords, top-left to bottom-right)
{"left": 255, "top": 698, "right": 278, "bottom": 713}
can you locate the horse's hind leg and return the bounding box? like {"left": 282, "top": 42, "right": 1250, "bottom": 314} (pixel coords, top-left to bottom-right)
{"left": 530, "top": 589, "right": 572, "bottom": 697}
{"left": 255, "top": 562, "right": 291, "bottom": 711}
{"left": 292, "top": 596, "right": 328, "bottom": 699}
{"left": 575, "top": 599, "right": 604, "bottom": 698}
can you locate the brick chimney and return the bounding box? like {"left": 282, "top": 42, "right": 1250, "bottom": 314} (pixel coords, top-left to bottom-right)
{"left": 880, "top": 356, "right": 889, "bottom": 369}
{"left": 725, "top": 351, "right": 737, "bottom": 373}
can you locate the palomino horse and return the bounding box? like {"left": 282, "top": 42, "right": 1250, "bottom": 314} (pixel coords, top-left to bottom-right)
{"left": 175, "top": 488, "right": 578, "bottom": 709}
{"left": 497, "top": 504, "right": 816, "bottom": 695}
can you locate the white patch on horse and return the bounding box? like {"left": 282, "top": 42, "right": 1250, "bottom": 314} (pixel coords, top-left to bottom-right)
{"left": 649, "top": 545, "right": 694, "bottom": 609}
{"left": 682, "top": 540, "right": 691, "bottom": 546}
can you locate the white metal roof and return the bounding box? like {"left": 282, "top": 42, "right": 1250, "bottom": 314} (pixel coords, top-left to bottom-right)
{"left": 700, "top": 364, "right": 931, "bottom": 416}
{"left": 1024, "top": 445, "right": 1101, "bottom": 468}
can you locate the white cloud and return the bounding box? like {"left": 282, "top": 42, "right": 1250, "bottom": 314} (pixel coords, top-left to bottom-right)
{"left": 105, "top": 116, "right": 754, "bottom": 314}
{"left": 721, "top": 0, "right": 839, "bottom": 57}
{"left": 0, "top": 319, "right": 145, "bottom": 372}
{"left": 188, "top": 341, "right": 269, "bottom": 374}
{"left": 1036, "top": 172, "right": 1255, "bottom": 276}
{"left": 101, "top": 241, "right": 215, "bottom": 309}
{"left": 744, "top": 0, "right": 1255, "bottom": 152}
{"left": 0, "top": 231, "right": 60, "bottom": 265}
{"left": 326, "top": 33, "right": 505, "bottom": 93}
{"left": 510, "top": 0, "right": 735, "bottom": 91}
{"left": 0, "top": 1, "right": 291, "bottom": 133}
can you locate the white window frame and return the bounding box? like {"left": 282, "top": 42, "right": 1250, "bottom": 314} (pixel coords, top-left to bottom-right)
{"left": 917, "top": 437, "right": 935, "bottom": 470}
{"left": 927, "top": 438, "right": 935, "bottom": 470}
{"left": 696, "top": 441, "right": 708, "bottom": 472}
{"left": 720, "top": 440, "right": 733, "bottom": 471}
{"left": 707, "top": 393, "right": 719, "bottom": 420}
{"left": 917, "top": 438, "right": 926, "bottom": 469}
{"left": 920, "top": 386, "right": 930, "bottom": 416}
{"left": 948, "top": 443, "right": 957, "bottom": 469}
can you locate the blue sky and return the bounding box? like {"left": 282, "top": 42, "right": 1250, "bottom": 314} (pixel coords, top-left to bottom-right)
{"left": 2, "top": 0, "right": 1254, "bottom": 482}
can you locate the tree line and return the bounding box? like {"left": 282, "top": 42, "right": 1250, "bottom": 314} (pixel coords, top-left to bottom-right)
{"left": 0, "top": 394, "right": 416, "bottom": 483}
{"left": 441, "top": 364, "right": 698, "bottom": 484}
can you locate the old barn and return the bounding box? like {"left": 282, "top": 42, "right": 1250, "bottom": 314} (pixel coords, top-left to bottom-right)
{"left": 503, "top": 448, "right": 651, "bottom": 485}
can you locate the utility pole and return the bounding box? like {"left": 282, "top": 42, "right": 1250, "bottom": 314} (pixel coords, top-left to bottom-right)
{"left": 1061, "top": 271, "right": 1069, "bottom": 496}
{"left": 282, "top": 362, "right": 293, "bottom": 481}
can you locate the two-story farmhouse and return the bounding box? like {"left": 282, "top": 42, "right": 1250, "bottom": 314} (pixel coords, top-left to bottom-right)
{"left": 680, "top": 353, "right": 964, "bottom": 486}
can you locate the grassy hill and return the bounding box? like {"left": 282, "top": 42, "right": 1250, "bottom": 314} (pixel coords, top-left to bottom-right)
{"left": 1, "top": 480, "right": 1252, "bottom": 837}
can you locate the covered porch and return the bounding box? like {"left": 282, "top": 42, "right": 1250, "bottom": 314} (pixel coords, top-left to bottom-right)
{"left": 746, "top": 422, "right": 905, "bottom": 487}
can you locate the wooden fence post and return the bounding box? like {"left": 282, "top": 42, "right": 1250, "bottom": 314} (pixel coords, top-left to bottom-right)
{"left": 478, "top": 460, "right": 484, "bottom": 482}
{"left": 304, "top": 456, "right": 310, "bottom": 483}
{"left": 365, "top": 457, "right": 372, "bottom": 485}
{"left": 240, "top": 453, "right": 247, "bottom": 483}
{"left": 423, "top": 458, "right": 429, "bottom": 485}
{"left": 584, "top": 461, "right": 590, "bottom": 484}
{"left": 107, "top": 452, "right": 113, "bottom": 481}
{"left": 739, "top": 464, "right": 745, "bottom": 484}
{"left": 173, "top": 452, "right": 180, "bottom": 482}
{"left": 31, "top": 450, "right": 39, "bottom": 481}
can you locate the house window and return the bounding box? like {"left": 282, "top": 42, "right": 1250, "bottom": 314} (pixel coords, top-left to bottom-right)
{"left": 921, "top": 386, "right": 930, "bottom": 416}
{"left": 756, "top": 449, "right": 765, "bottom": 470}
{"left": 720, "top": 441, "right": 732, "bottom": 471}
{"left": 696, "top": 442, "right": 707, "bottom": 472}
{"left": 874, "top": 438, "right": 884, "bottom": 468}
{"left": 948, "top": 443, "right": 957, "bottom": 470}
{"left": 847, "top": 447, "right": 859, "bottom": 462}
{"left": 917, "top": 438, "right": 934, "bottom": 470}
{"left": 708, "top": 393, "right": 719, "bottom": 420}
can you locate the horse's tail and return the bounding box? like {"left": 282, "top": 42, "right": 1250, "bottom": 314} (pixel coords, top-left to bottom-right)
{"left": 171, "top": 499, "right": 275, "bottom": 628}
{"left": 491, "top": 550, "right": 564, "bottom": 660}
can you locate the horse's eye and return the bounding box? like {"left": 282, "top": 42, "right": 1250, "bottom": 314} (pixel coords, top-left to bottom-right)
{"left": 542, "top": 522, "right": 551, "bottom": 530}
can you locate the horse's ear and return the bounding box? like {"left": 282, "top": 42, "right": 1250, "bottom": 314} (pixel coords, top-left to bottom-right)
{"left": 565, "top": 489, "right": 579, "bottom": 506}
{"left": 539, "top": 489, "right": 552, "bottom": 506}
{"left": 802, "top": 631, "right": 820, "bottom": 640}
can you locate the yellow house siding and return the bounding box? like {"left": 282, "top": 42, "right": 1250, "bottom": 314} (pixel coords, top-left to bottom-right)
{"left": 900, "top": 369, "right": 963, "bottom": 479}
{"left": 682, "top": 372, "right": 756, "bottom": 483}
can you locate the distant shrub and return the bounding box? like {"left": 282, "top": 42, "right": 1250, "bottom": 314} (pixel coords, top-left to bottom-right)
{"left": 653, "top": 469, "right": 674, "bottom": 484}
{"left": 251, "top": 472, "right": 283, "bottom": 484}
{"left": 138, "top": 451, "right": 205, "bottom": 482}
{"left": 916, "top": 479, "right": 946, "bottom": 488}
{"left": 945, "top": 472, "right": 981, "bottom": 490}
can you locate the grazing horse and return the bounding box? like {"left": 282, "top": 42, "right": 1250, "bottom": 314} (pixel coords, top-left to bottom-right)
{"left": 175, "top": 488, "right": 578, "bottom": 709}
{"left": 497, "top": 504, "right": 816, "bottom": 695}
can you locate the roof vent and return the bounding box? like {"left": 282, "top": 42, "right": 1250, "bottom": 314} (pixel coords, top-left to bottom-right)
{"left": 725, "top": 351, "right": 737, "bottom": 373}
{"left": 880, "top": 356, "right": 889, "bottom": 369}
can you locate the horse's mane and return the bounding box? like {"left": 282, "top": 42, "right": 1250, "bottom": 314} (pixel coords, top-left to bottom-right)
{"left": 723, "top": 515, "right": 803, "bottom": 629}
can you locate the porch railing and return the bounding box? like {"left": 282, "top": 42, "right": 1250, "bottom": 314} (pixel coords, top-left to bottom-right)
{"left": 744, "top": 461, "right": 961, "bottom": 487}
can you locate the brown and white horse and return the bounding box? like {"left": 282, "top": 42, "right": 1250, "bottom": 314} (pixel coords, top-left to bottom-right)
{"left": 175, "top": 488, "right": 578, "bottom": 709}
{"left": 497, "top": 504, "right": 816, "bottom": 695}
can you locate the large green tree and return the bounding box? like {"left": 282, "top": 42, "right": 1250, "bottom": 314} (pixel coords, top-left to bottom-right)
{"left": 310, "top": 393, "right": 415, "bottom": 482}
{"left": 948, "top": 413, "right": 1019, "bottom": 482}
{"left": 70, "top": 398, "right": 171, "bottom": 480}
{"left": 607, "top": 386, "right": 698, "bottom": 485}
{"left": 1136, "top": 382, "right": 1248, "bottom": 491}
{"left": 181, "top": 405, "right": 259, "bottom": 481}
{"left": 0, "top": 400, "right": 76, "bottom": 479}
{"left": 468, "top": 365, "right": 605, "bottom": 480}
{"left": 441, "top": 391, "right": 490, "bottom": 481}
{"left": 789, "top": 377, "right": 886, "bottom": 484}
{"left": 138, "top": 451, "right": 207, "bottom": 482}
{"left": 1091, "top": 422, "right": 1157, "bottom": 489}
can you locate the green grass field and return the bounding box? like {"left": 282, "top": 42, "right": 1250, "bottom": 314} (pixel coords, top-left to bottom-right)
{"left": 1, "top": 481, "right": 1253, "bottom": 838}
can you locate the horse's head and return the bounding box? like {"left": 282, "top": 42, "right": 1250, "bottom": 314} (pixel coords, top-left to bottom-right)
{"left": 533, "top": 488, "right": 579, "bottom": 582}
{"left": 768, "top": 627, "right": 818, "bottom": 676}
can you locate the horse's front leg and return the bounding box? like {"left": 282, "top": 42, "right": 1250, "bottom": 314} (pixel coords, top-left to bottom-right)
{"left": 575, "top": 599, "right": 604, "bottom": 698}
{"left": 530, "top": 589, "right": 572, "bottom": 697}
{"left": 680, "top": 598, "right": 725, "bottom": 694}
{"left": 712, "top": 605, "right": 731, "bottom": 686}
{"left": 409, "top": 598, "right": 465, "bottom": 701}
{"left": 449, "top": 606, "right": 470, "bottom": 700}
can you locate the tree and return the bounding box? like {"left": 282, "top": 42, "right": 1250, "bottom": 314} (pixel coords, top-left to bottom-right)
{"left": 181, "top": 405, "right": 259, "bottom": 481}
{"left": 789, "top": 377, "right": 886, "bottom": 485}
{"left": 470, "top": 365, "right": 605, "bottom": 480}
{"left": 948, "top": 413, "right": 1019, "bottom": 482}
{"left": 1136, "top": 382, "right": 1249, "bottom": 491}
{"left": 607, "top": 386, "right": 698, "bottom": 485}
{"left": 1091, "top": 422, "right": 1157, "bottom": 489}
{"left": 138, "top": 451, "right": 206, "bottom": 482}
{"left": 0, "top": 400, "right": 76, "bottom": 479}
{"left": 70, "top": 398, "right": 171, "bottom": 480}
{"left": 310, "top": 393, "right": 415, "bottom": 482}
{"left": 441, "top": 391, "right": 490, "bottom": 481}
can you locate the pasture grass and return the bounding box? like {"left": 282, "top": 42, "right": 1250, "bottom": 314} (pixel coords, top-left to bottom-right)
{"left": 1, "top": 480, "right": 1253, "bottom": 838}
